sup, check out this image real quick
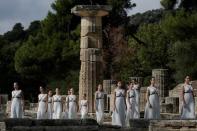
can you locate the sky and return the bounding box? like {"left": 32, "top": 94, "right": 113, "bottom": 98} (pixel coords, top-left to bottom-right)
{"left": 0, "top": 0, "right": 161, "bottom": 34}
{"left": 129, "top": 0, "right": 161, "bottom": 15}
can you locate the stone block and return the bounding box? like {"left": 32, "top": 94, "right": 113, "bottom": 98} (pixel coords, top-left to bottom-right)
{"left": 165, "top": 97, "right": 179, "bottom": 113}
{"left": 152, "top": 69, "right": 169, "bottom": 98}
{"left": 160, "top": 113, "right": 180, "bottom": 119}
{"left": 194, "top": 97, "right": 197, "bottom": 113}
{"left": 12, "top": 126, "right": 44, "bottom": 131}
{"left": 103, "top": 80, "right": 111, "bottom": 94}
{"left": 24, "top": 110, "right": 37, "bottom": 119}
{"left": 0, "top": 122, "right": 5, "bottom": 131}
{"left": 80, "top": 49, "right": 102, "bottom": 62}
{"left": 140, "top": 87, "right": 147, "bottom": 112}
{"left": 4, "top": 118, "right": 33, "bottom": 131}
{"left": 45, "top": 126, "right": 98, "bottom": 131}
{"left": 12, "top": 126, "right": 99, "bottom": 131}
{"left": 161, "top": 103, "right": 173, "bottom": 113}
{"left": 81, "top": 119, "right": 98, "bottom": 126}
{"left": 181, "top": 120, "right": 197, "bottom": 127}
{"left": 33, "top": 119, "right": 81, "bottom": 126}
{"left": 129, "top": 119, "right": 150, "bottom": 128}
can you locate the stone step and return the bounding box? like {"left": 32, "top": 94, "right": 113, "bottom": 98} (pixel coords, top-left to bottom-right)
{"left": 12, "top": 126, "right": 99, "bottom": 131}
{"left": 4, "top": 118, "right": 98, "bottom": 131}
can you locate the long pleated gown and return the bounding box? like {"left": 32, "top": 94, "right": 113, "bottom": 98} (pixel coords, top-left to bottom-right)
{"left": 68, "top": 95, "right": 77, "bottom": 119}
{"left": 53, "top": 95, "right": 62, "bottom": 119}
{"left": 47, "top": 96, "right": 53, "bottom": 119}
{"left": 112, "top": 89, "right": 126, "bottom": 127}
{"left": 133, "top": 84, "right": 140, "bottom": 118}
{"left": 181, "top": 84, "right": 195, "bottom": 119}
{"left": 95, "top": 91, "right": 104, "bottom": 124}
{"left": 125, "top": 89, "right": 136, "bottom": 126}
{"left": 37, "top": 94, "right": 47, "bottom": 119}
{"left": 144, "top": 86, "right": 160, "bottom": 119}
{"left": 80, "top": 100, "right": 88, "bottom": 119}
{"left": 10, "top": 90, "right": 23, "bottom": 118}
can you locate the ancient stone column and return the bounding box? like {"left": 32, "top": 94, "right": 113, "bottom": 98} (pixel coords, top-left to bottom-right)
{"left": 152, "top": 69, "right": 168, "bottom": 103}
{"left": 71, "top": 5, "right": 111, "bottom": 112}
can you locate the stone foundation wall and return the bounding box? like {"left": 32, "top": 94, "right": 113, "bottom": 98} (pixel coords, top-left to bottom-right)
{"left": 3, "top": 118, "right": 197, "bottom": 131}
{"left": 130, "top": 119, "right": 197, "bottom": 131}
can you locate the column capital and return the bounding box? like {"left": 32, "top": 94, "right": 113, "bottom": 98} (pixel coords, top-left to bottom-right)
{"left": 71, "top": 5, "right": 112, "bottom": 17}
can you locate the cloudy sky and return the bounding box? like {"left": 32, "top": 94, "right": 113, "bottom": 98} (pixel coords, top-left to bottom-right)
{"left": 0, "top": 0, "right": 161, "bottom": 34}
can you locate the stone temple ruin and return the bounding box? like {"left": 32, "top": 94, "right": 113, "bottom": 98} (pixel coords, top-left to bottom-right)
{"left": 1, "top": 4, "right": 197, "bottom": 131}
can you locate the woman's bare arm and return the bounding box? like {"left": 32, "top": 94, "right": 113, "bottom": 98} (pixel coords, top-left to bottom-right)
{"left": 113, "top": 90, "right": 116, "bottom": 111}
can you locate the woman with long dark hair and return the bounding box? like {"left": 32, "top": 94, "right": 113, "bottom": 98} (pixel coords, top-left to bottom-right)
{"left": 37, "top": 86, "right": 48, "bottom": 119}
{"left": 68, "top": 88, "right": 78, "bottom": 119}
{"left": 112, "top": 81, "right": 126, "bottom": 127}
{"left": 95, "top": 84, "right": 105, "bottom": 124}
{"left": 10, "top": 82, "right": 24, "bottom": 118}
{"left": 144, "top": 77, "right": 160, "bottom": 119}
{"left": 80, "top": 93, "right": 88, "bottom": 119}
{"left": 181, "top": 76, "right": 195, "bottom": 119}
{"left": 125, "top": 82, "right": 136, "bottom": 126}
{"left": 52, "top": 88, "right": 63, "bottom": 119}
{"left": 132, "top": 79, "right": 140, "bottom": 118}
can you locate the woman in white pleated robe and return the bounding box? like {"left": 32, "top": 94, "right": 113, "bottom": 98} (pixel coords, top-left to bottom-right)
{"left": 144, "top": 77, "right": 160, "bottom": 119}
{"left": 132, "top": 79, "right": 140, "bottom": 118}
{"left": 10, "top": 82, "right": 24, "bottom": 118}
{"left": 95, "top": 84, "right": 105, "bottom": 124}
{"left": 47, "top": 90, "right": 53, "bottom": 119}
{"left": 181, "top": 76, "right": 195, "bottom": 119}
{"left": 80, "top": 93, "right": 88, "bottom": 119}
{"left": 37, "top": 86, "right": 48, "bottom": 119}
{"left": 52, "top": 88, "right": 63, "bottom": 119}
{"left": 68, "top": 88, "right": 77, "bottom": 119}
{"left": 112, "top": 81, "right": 126, "bottom": 127}
{"left": 125, "top": 83, "right": 136, "bottom": 127}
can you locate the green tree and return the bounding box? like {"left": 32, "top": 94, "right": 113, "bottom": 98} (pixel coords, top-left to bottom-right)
{"left": 127, "top": 23, "right": 171, "bottom": 85}
{"left": 27, "top": 21, "right": 41, "bottom": 37}
{"left": 162, "top": 10, "right": 197, "bottom": 82}
{"left": 180, "top": 0, "right": 197, "bottom": 10}
{"left": 160, "top": 0, "right": 177, "bottom": 10}
{"left": 4, "top": 23, "right": 26, "bottom": 42}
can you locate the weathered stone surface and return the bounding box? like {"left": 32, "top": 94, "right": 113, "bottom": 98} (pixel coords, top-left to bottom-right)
{"left": 152, "top": 69, "right": 169, "bottom": 103}
{"left": 4, "top": 118, "right": 99, "bottom": 131}
{"left": 160, "top": 104, "right": 173, "bottom": 113}
{"left": 5, "top": 119, "right": 197, "bottom": 131}
{"left": 12, "top": 126, "right": 44, "bottom": 131}
{"left": 71, "top": 5, "right": 112, "bottom": 17}
{"left": 80, "top": 49, "right": 102, "bottom": 62}
{"left": 160, "top": 113, "right": 180, "bottom": 119}
{"left": 12, "top": 126, "right": 99, "bottom": 131}
{"left": 72, "top": 5, "right": 111, "bottom": 113}
{"left": 0, "top": 122, "right": 5, "bottom": 131}
{"left": 129, "top": 119, "right": 150, "bottom": 128}
{"left": 24, "top": 110, "right": 37, "bottom": 119}
{"left": 165, "top": 97, "right": 179, "bottom": 113}
{"left": 4, "top": 118, "right": 33, "bottom": 131}
{"left": 140, "top": 86, "right": 147, "bottom": 112}
{"left": 103, "top": 80, "right": 112, "bottom": 94}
